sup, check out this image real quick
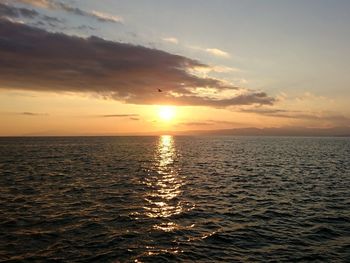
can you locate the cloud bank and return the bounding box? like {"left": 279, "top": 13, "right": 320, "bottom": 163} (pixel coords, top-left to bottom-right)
{"left": 0, "top": 2, "right": 38, "bottom": 18}
{"left": 0, "top": 19, "right": 275, "bottom": 108}
{"left": 0, "top": 2, "right": 61, "bottom": 24}
{"left": 14, "top": 0, "right": 123, "bottom": 23}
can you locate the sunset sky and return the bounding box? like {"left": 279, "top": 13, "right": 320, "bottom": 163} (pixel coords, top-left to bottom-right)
{"left": 0, "top": 0, "right": 349, "bottom": 135}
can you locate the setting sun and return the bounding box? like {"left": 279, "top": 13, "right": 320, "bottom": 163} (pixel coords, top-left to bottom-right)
{"left": 158, "top": 106, "right": 176, "bottom": 122}
{"left": 1, "top": 1, "right": 350, "bottom": 262}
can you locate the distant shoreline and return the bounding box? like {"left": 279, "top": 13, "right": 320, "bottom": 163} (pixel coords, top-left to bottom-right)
{"left": 1, "top": 126, "right": 349, "bottom": 138}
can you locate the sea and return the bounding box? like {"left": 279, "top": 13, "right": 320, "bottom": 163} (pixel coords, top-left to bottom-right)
{"left": 0, "top": 136, "right": 349, "bottom": 262}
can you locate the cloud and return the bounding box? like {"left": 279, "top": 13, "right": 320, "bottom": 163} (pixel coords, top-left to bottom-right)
{"left": 189, "top": 45, "right": 230, "bottom": 58}
{"left": 0, "top": 2, "right": 62, "bottom": 25}
{"left": 99, "top": 114, "right": 139, "bottom": 118}
{"left": 0, "top": 2, "right": 38, "bottom": 18}
{"left": 179, "top": 119, "right": 243, "bottom": 127}
{"left": 241, "top": 108, "right": 290, "bottom": 115}
{"left": 240, "top": 107, "right": 350, "bottom": 125}
{"left": 14, "top": 0, "right": 123, "bottom": 23}
{"left": 76, "top": 25, "right": 96, "bottom": 31}
{"left": 14, "top": 0, "right": 51, "bottom": 8}
{"left": 0, "top": 19, "right": 275, "bottom": 108}
{"left": 296, "top": 91, "right": 334, "bottom": 103}
{"left": 162, "top": 37, "right": 178, "bottom": 44}
{"left": 190, "top": 65, "right": 241, "bottom": 76}
{"left": 89, "top": 10, "right": 122, "bottom": 23}
{"left": 205, "top": 48, "right": 230, "bottom": 58}
{"left": 92, "top": 113, "right": 140, "bottom": 121}
{"left": 19, "top": 111, "right": 48, "bottom": 116}
{"left": 211, "top": 65, "right": 240, "bottom": 73}
{"left": 55, "top": 2, "right": 123, "bottom": 23}
{"left": 179, "top": 121, "right": 213, "bottom": 126}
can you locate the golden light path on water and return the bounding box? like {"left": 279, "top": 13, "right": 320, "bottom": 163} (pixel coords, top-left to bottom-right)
{"left": 142, "top": 135, "right": 187, "bottom": 231}
{"left": 137, "top": 135, "right": 196, "bottom": 259}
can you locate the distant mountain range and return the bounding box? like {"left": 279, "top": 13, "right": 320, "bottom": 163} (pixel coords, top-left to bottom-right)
{"left": 7, "top": 126, "right": 350, "bottom": 137}
{"left": 170, "top": 126, "right": 350, "bottom": 137}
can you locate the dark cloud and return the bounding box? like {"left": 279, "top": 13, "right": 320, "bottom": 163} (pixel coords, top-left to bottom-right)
{"left": 76, "top": 25, "right": 96, "bottom": 31}
{"left": 15, "top": 0, "right": 123, "bottom": 23}
{"left": 97, "top": 114, "right": 140, "bottom": 121}
{"left": 41, "top": 14, "right": 61, "bottom": 23}
{"left": 0, "top": 2, "right": 62, "bottom": 25}
{"left": 54, "top": 2, "right": 122, "bottom": 23}
{"left": 0, "top": 2, "right": 39, "bottom": 18}
{"left": 19, "top": 111, "right": 48, "bottom": 115}
{"left": 0, "top": 19, "right": 275, "bottom": 108}
{"left": 241, "top": 108, "right": 288, "bottom": 115}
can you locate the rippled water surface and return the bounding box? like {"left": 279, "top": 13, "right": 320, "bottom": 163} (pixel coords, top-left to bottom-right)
{"left": 1, "top": 136, "right": 350, "bottom": 262}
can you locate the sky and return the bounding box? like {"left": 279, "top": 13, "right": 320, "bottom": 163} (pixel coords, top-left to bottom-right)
{"left": 0, "top": 0, "right": 349, "bottom": 135}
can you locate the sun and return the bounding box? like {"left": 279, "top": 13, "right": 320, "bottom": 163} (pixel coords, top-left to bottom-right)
{"left": 158, "top": 106, "right": 176, "bottom": 122}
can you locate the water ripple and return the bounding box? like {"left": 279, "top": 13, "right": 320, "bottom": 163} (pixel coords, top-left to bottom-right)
{"left": 0, "top": 136, "right": 349, "bottom": 262}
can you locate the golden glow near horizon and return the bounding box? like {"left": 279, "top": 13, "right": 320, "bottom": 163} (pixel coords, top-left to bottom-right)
{"left": 158, "top": 106, "right": 176, "bottom": 122}
{"left": 1, "top": 1, "right": 350, "bottom": 136}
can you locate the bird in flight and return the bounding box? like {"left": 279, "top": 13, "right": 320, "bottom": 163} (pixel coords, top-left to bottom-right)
{"left": 158, "top": 89, "right": 162, "bottom": 92}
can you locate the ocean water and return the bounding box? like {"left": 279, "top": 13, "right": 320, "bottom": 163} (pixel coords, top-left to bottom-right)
{"left": 0, "top": 136, "right": 349, "bottom": 262}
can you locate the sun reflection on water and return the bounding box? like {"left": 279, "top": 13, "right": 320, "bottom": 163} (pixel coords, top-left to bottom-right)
{"left": 143, "top": 135, "right": 184, "bottom": 220}
{"left": 137, "top": 136, "right": 195, "bottom": 260}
